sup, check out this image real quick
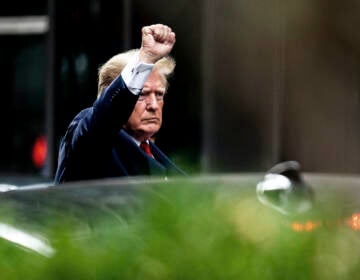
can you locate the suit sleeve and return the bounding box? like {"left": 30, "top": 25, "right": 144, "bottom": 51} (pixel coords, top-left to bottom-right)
{"left": 70, "top": 56, "right": 155, "bottom": 147}
{"left": 54, "top": 75, "right": 138, "bottom": 183}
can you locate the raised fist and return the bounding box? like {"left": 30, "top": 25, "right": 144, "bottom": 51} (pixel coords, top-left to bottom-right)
{"left": 139, "top": 24, "right": 176, "bottom": 64}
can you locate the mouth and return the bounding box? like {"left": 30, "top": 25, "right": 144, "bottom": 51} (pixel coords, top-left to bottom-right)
{"left": 142, "top": 117, "right": 160, "bottom": 123}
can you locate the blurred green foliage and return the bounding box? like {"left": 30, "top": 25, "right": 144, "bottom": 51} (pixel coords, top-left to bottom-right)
{"left": 0, "top": 181, "right": 359, "bottom": 279}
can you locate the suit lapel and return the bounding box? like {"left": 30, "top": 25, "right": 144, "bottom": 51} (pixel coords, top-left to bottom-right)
{"left": 149, "top": 141, "right": 187, "bottom": 176}
{"left": 116, "top": 130, "right": 167, "bottom": 176}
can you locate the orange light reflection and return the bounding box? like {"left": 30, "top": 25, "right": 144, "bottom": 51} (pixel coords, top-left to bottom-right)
{"left": 346, "top": 213, "right": 360, "bottom": 231}
{"left": 291, "top": 221, "right": 321, "bottom": 232}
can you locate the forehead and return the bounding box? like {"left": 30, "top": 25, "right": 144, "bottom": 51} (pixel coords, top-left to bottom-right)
{"left": 143, "top": 70, "right": 166, "bottom": 89}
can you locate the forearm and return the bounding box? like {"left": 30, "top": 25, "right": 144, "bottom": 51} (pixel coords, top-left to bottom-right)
{"left": 69, "top": 53, "right": 154, "bottom": 149}
{"left": 93, "top": 74, "right": 139, "bottom": 130}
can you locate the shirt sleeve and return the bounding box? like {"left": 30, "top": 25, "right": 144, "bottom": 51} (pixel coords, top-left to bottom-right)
{"left": 121, "top": 53, "right": 154, "bottom": 95}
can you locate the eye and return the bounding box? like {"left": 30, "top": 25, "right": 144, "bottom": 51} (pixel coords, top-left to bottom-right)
{"left": 138, "top": 92, "right": 148, "bottom": 101}
{"left": 155, "top": 92, "right": 165, "bottom": 100}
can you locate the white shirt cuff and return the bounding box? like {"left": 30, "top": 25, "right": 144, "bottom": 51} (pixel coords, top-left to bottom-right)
{"left": 121, "top": 53, "right": 154, "bottom": 95}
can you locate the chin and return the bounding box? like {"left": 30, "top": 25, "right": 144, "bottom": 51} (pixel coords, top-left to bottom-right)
{"left": 142, "top": 125, "right": 160, "bottom": 135}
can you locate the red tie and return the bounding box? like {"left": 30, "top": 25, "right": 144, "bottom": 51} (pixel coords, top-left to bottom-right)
{"left": 140, "top": 141, "right": 154, "bottom": 157}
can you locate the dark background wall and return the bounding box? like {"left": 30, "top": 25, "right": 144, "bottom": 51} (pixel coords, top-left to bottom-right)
{"left": 0, "top": 1, "right": 47, "bottom": 175}
{"left": 202, "top": 0, "right": 360, "bottom": 174}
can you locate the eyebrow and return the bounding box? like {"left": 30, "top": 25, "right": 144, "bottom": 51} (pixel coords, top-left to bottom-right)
{"left": 141, "top": 87, "right": 166, "bottom": 93}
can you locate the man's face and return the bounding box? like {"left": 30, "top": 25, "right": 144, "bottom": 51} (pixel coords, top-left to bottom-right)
{"left": 124, "top": 70, "right": 166, "bottom": 141}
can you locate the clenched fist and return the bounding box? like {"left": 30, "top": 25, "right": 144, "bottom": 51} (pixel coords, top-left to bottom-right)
{"left": 139, "top": 24, "right": 176, "bottom": 64}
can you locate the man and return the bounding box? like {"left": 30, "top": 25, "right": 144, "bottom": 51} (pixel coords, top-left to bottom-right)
{"left": 54, "top": 24, "right": 186, "bottom": 183}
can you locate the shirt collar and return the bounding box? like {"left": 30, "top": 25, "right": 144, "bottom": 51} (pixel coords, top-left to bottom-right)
{"left": 129, "top": 136, "right": 149, "bottom": 147}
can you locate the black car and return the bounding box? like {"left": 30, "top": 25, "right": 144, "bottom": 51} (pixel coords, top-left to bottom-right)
{"left": 0, "top": 162, "right": 360, "bottom": 279}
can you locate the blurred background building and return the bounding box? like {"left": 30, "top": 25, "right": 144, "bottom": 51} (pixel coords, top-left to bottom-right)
{"left": 1, "top": 0, "right": 360, "bottom": 181}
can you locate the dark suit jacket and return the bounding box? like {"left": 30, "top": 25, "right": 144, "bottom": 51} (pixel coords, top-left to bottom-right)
{"left": 54, "top": 74, "right": 186, "bottom": 183}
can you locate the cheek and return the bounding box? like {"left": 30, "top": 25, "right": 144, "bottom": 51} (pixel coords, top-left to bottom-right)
{"left": 133, "top": 104, "right": 147, "bottom": 116}
{"left": 127, "top": 107, "right": 144, "bottom": 127}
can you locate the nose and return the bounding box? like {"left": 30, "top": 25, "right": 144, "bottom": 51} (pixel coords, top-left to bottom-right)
{"left": 145, "top": 93, "right": 160, "bottom": 109}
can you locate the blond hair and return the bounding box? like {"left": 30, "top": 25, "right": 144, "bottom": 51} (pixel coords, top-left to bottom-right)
{"left": 97, "top": 49, "right": 175, "bottom": 97}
